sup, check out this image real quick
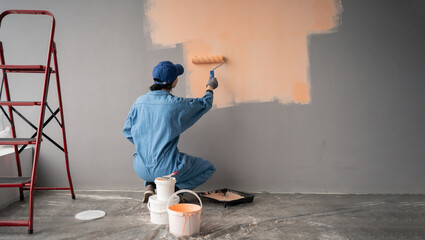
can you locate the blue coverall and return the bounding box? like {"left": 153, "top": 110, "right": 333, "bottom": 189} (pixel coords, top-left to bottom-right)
{"left": 123, "top": 90, "right": 216, "bottom": 190}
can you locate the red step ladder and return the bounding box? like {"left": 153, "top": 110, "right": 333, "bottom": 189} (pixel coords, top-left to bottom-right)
{"left": 0, "top": 10, "right": 75, "bottom": 234}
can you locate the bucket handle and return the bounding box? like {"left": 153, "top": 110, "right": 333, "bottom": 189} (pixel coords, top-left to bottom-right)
{"left": 167, "top": 189, "right": 203, "bottom": 209}
{"left": 147, "top": 201, "right": 167, "bottom": 214}
{"left": 147, "top": 200, "right": 167, "bottom": 214}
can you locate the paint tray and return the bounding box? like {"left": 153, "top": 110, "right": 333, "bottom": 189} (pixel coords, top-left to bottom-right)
{"left": 199, "top": 188, "right": 254, "bottom": 208}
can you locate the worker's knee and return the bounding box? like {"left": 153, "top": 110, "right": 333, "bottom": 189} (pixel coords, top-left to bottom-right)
{"left": 200, "top": 159, "right": 216, "bottom": 182}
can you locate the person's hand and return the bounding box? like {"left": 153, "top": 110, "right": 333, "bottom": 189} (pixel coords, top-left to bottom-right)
{"left": 207, "top": 77, "right": 218, "bottom": 90}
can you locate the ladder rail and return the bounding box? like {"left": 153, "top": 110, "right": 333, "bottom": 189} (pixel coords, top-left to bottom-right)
{"left": 52, "top": 43, "right": 75, "bottom": 199}
{"left": 28, "top": 12, "right": 57, "bottom": 231}
{"left": 28, "top": 68, "right": 52, "bottom": 233}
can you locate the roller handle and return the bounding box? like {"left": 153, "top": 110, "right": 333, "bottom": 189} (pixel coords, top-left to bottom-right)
{"left": 210, "top": 71, "right": 214, "bottom": 78}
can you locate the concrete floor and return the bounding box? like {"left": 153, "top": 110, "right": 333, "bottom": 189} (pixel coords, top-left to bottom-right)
{"left": 0, "top": 191, "right": 424, "bottom": 239}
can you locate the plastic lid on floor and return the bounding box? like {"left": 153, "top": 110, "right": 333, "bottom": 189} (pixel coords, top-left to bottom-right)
{"left": 75, "top": 210, "right": 106, "bottom": 221}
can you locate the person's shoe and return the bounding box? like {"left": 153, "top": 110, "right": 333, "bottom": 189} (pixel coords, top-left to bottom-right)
{"left": 142, "top": 184, "right": 155, "bottom": 203}
{"left": 177, "top": 193, "right": 190, "bottom": 203}
{"left": 177, "top": 193, "right": 184, "bottom": 203}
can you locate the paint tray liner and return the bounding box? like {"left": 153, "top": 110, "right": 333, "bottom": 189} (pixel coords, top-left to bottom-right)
{"left": 199, "top": 188, "right": 254, "bottom": 208}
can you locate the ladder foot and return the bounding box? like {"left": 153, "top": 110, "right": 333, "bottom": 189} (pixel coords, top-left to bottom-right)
{"left": 28, "top": 229, "right": 33, "bottom": 234}
{"left": 72, "top": 195, "right": 76, "bottom": 200}
{"left": 20, "top": 196, "right": 24, "bottom": 201}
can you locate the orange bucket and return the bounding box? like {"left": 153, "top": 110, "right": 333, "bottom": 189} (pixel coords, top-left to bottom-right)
{"left": 167, "top": 190, "right": 202, "bottom": 237}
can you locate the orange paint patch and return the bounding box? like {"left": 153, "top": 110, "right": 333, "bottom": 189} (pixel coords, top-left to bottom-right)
{"left": 146, "top": 0, "right": 342, "bottom": 107}
{"left": 292, "top": 81, "right": 311, "bottom": 104}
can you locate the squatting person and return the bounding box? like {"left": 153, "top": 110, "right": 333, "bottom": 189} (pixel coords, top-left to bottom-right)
{"left": 123, "top": 61, "right": 218, "bottom": 202}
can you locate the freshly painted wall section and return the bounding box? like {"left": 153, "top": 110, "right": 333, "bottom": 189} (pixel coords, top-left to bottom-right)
{"left": 146, "top": 0, "right": 342, "bottom": 107}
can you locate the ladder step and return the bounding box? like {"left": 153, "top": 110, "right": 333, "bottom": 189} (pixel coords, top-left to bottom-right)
{"left": 0, "top": 65, "right": 54, "bottom": 73}
{"left": 0, "top": 177, "right": 31, "bottom": 187}
{"left": 0, "top": 220, "right": 29, "bottom": 227}
{"left": 0, "top": 101, "right": 41, "bottom": 106}
{"left": 0, "top": 138, "right": 37, "bottom": 145}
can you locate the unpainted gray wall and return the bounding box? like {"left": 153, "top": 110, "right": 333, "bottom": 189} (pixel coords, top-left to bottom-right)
{"left": 0, "top": 0, "right": 424, "bottom": 193}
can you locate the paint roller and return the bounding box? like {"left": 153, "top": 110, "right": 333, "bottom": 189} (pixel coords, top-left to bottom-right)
{"left": 191, "top": 55, "right": 225, "bottom": 78}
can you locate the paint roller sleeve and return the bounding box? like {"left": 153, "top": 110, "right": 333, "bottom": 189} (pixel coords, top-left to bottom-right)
{"left": 192, "top": 55, "right": 224, "bottom": 64}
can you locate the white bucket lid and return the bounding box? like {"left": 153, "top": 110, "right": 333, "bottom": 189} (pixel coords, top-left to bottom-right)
{"left": 75, "top": 210, "right": 106, "bottom": 221}
{"left": 155, "top": 177, "right": 176, "bottom": 185}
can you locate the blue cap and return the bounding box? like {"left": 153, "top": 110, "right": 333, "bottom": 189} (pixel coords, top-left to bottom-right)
{"left": 152, "top": 61, "right": 184, "bottom": 85}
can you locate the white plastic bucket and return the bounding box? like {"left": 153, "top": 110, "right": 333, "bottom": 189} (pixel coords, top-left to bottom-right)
{"left": 147, "top": 195, "right": 179, "bottom": 224}
{"left": 155, "top": 177, "right": 176, "bottom": 201}
{"left": 167, "top": 190, "right": 203, "bottom": 237}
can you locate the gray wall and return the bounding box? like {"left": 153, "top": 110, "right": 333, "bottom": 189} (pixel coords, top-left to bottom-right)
{"left": 0, "top": 148, "right": 32, "bottom": 208}
{"left": 0, "top": 0, "right": 424, "bottom": 193}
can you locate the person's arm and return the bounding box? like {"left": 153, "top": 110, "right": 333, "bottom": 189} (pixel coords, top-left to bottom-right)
{"left": 179, "top": 90, "right": 213, "bottom": 133}
{"left": 178, "top": 78, "right": 218, "bottom": 133}
{"left": 123, "top": 107, "right": 135, "bottom": 144}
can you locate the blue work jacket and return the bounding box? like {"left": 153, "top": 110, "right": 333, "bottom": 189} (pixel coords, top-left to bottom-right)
{"left": 123, "top": 90, "right": 213, "bottom": 184}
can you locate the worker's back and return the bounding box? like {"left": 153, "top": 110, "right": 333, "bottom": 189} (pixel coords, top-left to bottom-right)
{"left": 123, "top": 89, "right": 213, "bottom": 167}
